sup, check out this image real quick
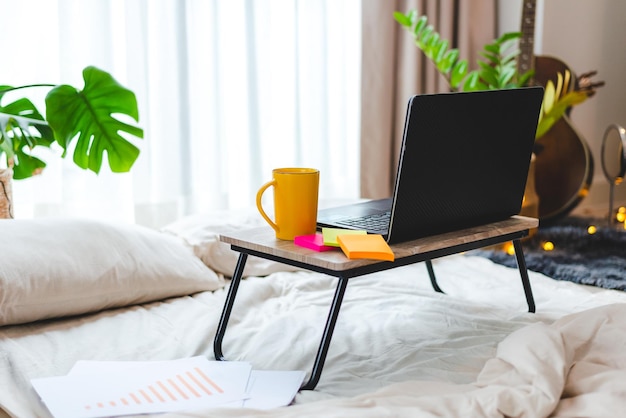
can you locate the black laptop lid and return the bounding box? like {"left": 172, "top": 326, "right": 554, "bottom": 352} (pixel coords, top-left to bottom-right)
{"left": 386, "top": 87, "right": 544, "bottom": 244}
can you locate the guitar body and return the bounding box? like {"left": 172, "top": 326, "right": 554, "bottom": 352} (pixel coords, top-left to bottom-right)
{"left": 531, "top": 55, "right": 595, "bottom": 222}
{"left": 533, "top": 55, "right": 573, "bottom": 89}
{"left": 516, "top": 0, "right": 599, "bottom": 223}
{"left": 534, "top": 112, "right": 594, "bottom": 222}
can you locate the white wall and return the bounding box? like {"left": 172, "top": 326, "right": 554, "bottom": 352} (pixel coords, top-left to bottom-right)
{"left": 498, "top": 0, "right": 626, "bottom": 216}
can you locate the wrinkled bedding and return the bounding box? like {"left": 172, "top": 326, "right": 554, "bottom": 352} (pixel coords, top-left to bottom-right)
{"left": 2, "top": 254, "right": 626, "bottom": 417}
{"left": 163, "top": 303, "right": 626, "bottom": 418}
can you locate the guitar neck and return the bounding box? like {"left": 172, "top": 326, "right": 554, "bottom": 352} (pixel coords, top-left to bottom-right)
{"left": 517, "top": 0, "right": 537, "bottom": 76}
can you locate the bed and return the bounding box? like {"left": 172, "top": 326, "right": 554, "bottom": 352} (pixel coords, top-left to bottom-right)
{"left": 1, "top": 209, "right": 626, "bottom": 417}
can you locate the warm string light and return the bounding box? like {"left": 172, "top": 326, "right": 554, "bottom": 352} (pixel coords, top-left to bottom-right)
{"left": 502, "top": 213, "right": 624, "bottom": 256}
{"left": 501, "top": 239, "right": 555, "bottom": 255}
{"left": 617, "top": 206, "right": 626, "bottom": 224}
{"left": 541, "top": 222, "right": 597, "bottom": 251}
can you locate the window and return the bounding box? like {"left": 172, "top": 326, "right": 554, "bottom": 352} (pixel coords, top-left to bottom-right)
{"left": 3, "top": 0, "right": 361, "bottom": 227}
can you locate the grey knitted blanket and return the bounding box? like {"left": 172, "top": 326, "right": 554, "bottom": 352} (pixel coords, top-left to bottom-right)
{"left": 473, "top": 217, "right": 626, "bottom": 290}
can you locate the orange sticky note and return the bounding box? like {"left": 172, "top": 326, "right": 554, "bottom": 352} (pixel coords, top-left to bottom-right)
{"left": 336, "top": 234, "right": 395, "bottom": 261}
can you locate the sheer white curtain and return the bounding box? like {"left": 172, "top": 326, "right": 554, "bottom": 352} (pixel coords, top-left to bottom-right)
{"left": 3, "top": 0, "right": 361, "bottom": 227}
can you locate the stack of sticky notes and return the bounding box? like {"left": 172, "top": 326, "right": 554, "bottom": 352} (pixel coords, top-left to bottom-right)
{"left": 336, "top": 233, "right": 395, "bottom": 261}
{"left": 321, "top": 227, "right": 394, "bottom": 261}
{"left": 321, "top": 227, "right": 366, "bottom": 247}
{"left": 294, "top": 233, "right": 335, "bottom": 252}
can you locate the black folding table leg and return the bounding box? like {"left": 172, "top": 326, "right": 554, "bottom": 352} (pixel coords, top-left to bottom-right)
{"left": 426, "top": 259, "right": 444, "bottom": 293}
{"left": 214, "top": 253, "right": 248, "bottom": 361}
{"left": 300, "top": 276, "right": 349, "bottom": 390}
{"left": 512, "top": 239, "right": 536, "bottom": 313}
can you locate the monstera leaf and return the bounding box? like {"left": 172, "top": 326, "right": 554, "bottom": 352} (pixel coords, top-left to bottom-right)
{"left": 0, "top": 94, "right": 56, "bottom": 179}
{"left": 45, "top": 66, "right": 143, "bottom": 174}
{"left": 0, "top": 66, "right": 143, "bottom": 180}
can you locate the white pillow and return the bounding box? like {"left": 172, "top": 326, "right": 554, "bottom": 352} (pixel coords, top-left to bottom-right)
{"left": 0, "top": 218, "right": 224, "bottom": 326}
{"left": 161, "top": 208, "right": 302, "bottom": 278}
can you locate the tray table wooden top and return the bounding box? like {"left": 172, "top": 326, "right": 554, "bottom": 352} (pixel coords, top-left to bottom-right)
{"left": 219, "top": 215, "right": 538, "bottom": 272}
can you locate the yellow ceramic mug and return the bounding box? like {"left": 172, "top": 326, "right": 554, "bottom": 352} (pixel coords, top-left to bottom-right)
{"left": 256, "top": 168, "right": 320, "bottom": 240}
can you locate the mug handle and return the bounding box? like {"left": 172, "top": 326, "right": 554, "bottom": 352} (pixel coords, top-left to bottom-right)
{"left": 256, "top": 179, "right": 279, "bottom": 233}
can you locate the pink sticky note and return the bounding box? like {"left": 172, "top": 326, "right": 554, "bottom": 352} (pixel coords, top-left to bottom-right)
{"left": 294, "top": 233, "right": 336, "bottom": 252}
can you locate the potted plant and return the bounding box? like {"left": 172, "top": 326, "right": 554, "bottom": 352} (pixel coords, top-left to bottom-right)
{"left": 0, "top": 66, "right": 144, "bottom": 218}
{"left": 394, "top": 10, "right": 602, "bottom": 222}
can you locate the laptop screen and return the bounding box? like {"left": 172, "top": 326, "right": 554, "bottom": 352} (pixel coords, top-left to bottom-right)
{"left": 317, "top": 87, "right": 544, "bottom": 244}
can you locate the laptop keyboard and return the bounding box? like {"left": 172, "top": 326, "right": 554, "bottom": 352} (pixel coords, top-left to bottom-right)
{"left": 335, "top": 211, "right": 391, "bottom": 232}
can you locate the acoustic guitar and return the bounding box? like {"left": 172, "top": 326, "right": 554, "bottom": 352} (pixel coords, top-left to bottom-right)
{"left": 517, "top": 0, "right": 598, "bottom": 223}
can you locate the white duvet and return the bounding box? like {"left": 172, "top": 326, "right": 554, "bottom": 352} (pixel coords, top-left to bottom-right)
{"left": 179, "top": 302, "right": 626, "bottom": 418}
{"left": 2, "top": 254, "right": 626, "bottom": 417}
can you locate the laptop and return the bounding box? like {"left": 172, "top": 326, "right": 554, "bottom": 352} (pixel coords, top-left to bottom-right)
{"left": 317, "top": 86, "right": 544, "bottom": 244}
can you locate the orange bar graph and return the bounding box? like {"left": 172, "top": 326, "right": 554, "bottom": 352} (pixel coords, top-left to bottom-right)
{"left": 83, "top": 366, "right": 231, "bottom": 411}
{"left": 158, "top": 381, "right": 178, "bottom": 401}
{"left": 186, "top": 371, "right": 213, "bottom": 396}
{"left": 130, "top": 392, "right": 141, "bottom": 404}
{"left": 195, "top": 367, "right": 224, "bottom": 394}
{"left": 167, "top": 378, "right": 189, "bottom": 400}
{"left": 139, "top": 389, "right": 153, "bottom": 403}
{"left": 177, "top": 373, "right": 201, "bottom": 397}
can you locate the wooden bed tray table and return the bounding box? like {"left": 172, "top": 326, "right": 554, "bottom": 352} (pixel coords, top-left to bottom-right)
{"left": 214, "top": 215, "right": 538, "bottom": 390}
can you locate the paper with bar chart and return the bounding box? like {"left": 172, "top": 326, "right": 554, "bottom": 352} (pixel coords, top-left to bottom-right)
{"left": 30, "top": 356, "right": 303, "bottom": 418}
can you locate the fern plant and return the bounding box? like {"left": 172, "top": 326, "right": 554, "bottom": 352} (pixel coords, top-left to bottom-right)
{"left": 394, "top": 9, "right": 591, "bottom": 139}
{"left": 0, "top": 66, "right": 143, "bottom": 179}
{"left": 394, "top": 10, "right": 534, "bottom": 92}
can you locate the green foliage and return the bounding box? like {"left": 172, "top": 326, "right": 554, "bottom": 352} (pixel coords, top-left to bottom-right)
{"left": 46, "top": 67, "right": 143, "bottom": 174}
{"left": 394, "top": 9, "right": 591, "bottom": 140}
{"left": 0, "top": 66, "right": 143, "bottom": 179}
{"left": 0, "top": 94, "right": 55, "bottom": 179}
{"left": 536, "top": 72, "right": 588, "bottom": 139}
{"left": 394, "top": 10, "right": 534, "bottom": 91}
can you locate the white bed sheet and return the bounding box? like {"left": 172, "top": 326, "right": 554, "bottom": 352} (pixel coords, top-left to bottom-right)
{"left": 1, "top": 254, "right": 626, "bottom": 417}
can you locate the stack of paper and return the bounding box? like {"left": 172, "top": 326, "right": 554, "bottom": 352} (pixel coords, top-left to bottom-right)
{"left": 31, "top": 356, "right": 305, "bottom": 418}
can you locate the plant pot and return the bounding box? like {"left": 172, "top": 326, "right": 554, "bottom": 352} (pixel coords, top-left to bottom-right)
{"left": 0, "top": 167, "right": 14, "bottom": 219}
